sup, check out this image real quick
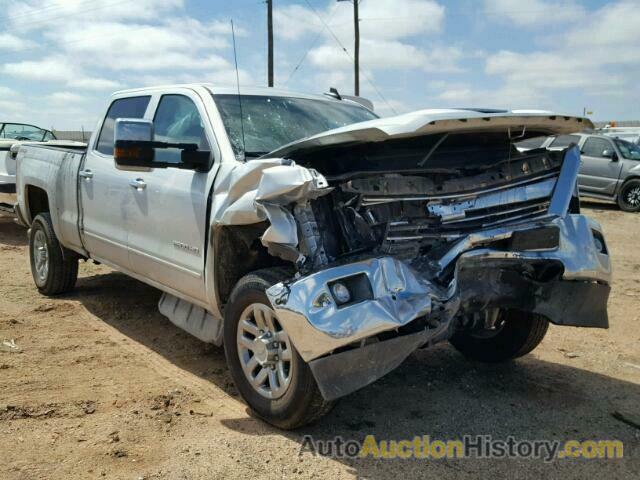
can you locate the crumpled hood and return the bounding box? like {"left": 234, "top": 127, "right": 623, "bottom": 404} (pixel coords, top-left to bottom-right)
{"left": 265, "top": 108, "right": 593, "bottom": 158}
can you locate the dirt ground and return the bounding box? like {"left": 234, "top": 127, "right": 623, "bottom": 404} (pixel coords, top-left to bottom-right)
{"left": 1, "top": 201, "right": 639, "bottom": 479}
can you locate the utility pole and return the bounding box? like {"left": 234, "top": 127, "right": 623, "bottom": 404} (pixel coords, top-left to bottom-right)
{"left": 338, "top": 0, "right": 359, "bottom": 96}
{"left": 267, "top": 0, "right": 274, "bottom": 87}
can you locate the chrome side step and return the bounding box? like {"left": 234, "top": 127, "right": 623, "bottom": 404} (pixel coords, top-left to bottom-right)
{"left": 158, "top": 293, "right": 223, "bottom": 345}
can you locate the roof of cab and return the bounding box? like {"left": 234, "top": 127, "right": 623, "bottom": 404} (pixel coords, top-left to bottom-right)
{"left": 112, "top": 83, "right": 344, "bottom": 103}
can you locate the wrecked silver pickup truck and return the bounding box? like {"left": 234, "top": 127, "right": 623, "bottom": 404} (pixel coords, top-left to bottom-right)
{"left": 15, "top": 85, "right": 611, "bottom": 429}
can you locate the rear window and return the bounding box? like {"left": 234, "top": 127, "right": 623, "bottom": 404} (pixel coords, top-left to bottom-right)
{"left": 96, "top": 96, "right": 151, "bottom": 155}
{"left": 549, "top": 135, "right": 581, "bottom": 148}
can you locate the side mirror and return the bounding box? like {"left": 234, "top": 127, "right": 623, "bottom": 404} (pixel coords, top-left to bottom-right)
{"left": 602, "top": 149, "right": 618, "bottom": 161}
{"left": 114, "top": 118, "right": 155, "bottom": 169}
{"left": 114, "top": 118, "right": 213, "bottom": 172}
{"left": 180, "top": 149, "right": 213, "bottom": 171}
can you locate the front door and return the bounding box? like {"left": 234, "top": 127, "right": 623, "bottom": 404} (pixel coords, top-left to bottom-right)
{"left": 578, "top": 137, "right": 623, "bottom": 196}
{"left": 126, "top": 92, "right": 217, "bottom": 303}
{"left": 79, "top": 95, "right": 151, "bottom": 268}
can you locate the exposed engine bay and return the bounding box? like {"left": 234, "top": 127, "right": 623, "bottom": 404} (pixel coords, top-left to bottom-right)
{"left": 212, "top": 114, "right": 611, "bottom": 402}
{"left": 292, "top": 131, "right": 568, "bottom": 278}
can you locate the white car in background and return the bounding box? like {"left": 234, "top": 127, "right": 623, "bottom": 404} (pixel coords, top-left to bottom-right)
{"left": 0, "top": 122, "right": 85, "bottom": 194}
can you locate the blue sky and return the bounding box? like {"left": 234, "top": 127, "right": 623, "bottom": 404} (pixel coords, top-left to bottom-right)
{"left": 0, "top": 0, "right": 638, "bottom": 130}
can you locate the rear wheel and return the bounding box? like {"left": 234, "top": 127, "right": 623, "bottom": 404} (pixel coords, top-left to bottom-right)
{"left": 450, "top": 310, "right": 549, "bottom": 363}
{"left": 223, "top": 268, "right": 334, "bottom": 429}
{"left": 29, "top": 213, "right": 78, "bottom": 295}
{"left": 617, "top": 179, "right": 640, "bottom": 212}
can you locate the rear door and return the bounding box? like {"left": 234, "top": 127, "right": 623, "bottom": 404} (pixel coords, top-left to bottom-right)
{"left": 79, "top": 95, "right": 151, "bottom": 268}
{"left": 579, "top": 136, "right": 623, "bottom": 195}
{"left": 126, "top": 90, "right": 219, "bottom": 304}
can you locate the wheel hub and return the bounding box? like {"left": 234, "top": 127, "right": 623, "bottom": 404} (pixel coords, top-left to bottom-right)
{"left": 252, "top": 331, "right": 279, "bottom": 366}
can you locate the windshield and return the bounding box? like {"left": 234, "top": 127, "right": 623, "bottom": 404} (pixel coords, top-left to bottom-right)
{"left": 615, "top": 138, "right": 640, "bottom": 160}
{"left": 0, "top": 123, "right": 56, "bottom": 141}
{"left": 212, "top": 94, "right": 378, "bottom": 158}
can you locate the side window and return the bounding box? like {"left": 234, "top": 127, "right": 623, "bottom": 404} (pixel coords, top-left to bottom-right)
{"left": 96, "top": 96, "right": 151, "bottom": 155}
{"left": 153, "top": 95, "right": 210, "bottom": 164}
{"left": 582, "top": 138, "right": 613, "bottom": 158}
{"left": 549, "top": 134, "right": 581, "bottom": 148}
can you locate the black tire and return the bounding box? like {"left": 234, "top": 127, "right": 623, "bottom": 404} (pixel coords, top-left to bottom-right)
{"left": 29, "top": 213, "right": 78, "bottom": 296}
{"left": 223, "top": 268, "right": 334, "bottom": 429}
{"left": 617, "top": 179, "right": 640, "bottom": 212}
{"left": 449, "top": 310, "right": 549, "bottom": 363}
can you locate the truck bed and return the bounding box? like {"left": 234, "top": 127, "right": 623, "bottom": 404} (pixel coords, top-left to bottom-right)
{"left": 16, "top": 143, "right": 87, "bottom": 255}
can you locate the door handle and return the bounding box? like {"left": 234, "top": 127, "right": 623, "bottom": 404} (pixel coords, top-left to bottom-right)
{"left": 79, "top": 169, "right": 93, "bottom": 179}
{"left": 129, "top": 178, "right": 147, "bottom": 190}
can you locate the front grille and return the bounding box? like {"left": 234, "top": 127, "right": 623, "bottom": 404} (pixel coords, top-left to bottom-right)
{"left": 378, "top": 174, "right": 556, "bottom": 255}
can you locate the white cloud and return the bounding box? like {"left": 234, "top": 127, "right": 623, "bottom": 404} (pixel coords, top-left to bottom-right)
{"left": 485, "top": 51, "right": 623, "bottom": 90}
{"left": 484, "top": 0, "right": 585, "bottom": 27}
{"left": 478, "top": 1, "right": 640, "bottom": 111}
{"left": 2, "top": 56, "right": 123, "bottom": 92}
{"left": 275, "top": 0, "right": 453, "bottom": 76}
{"left": 0, "top": 99, "right": 27, "bottom": 116}
{"left": 309, "top": 39, "right": 462, "bottom": 73}
{"left": 68, "top": 77, "right": 122, "bottom": 91}
{"left": 5, "top": 0, "right": 184, "bottom": 30}
{"left": 2, "top": 56, "right": 74, "bottom": 82}
{"left": 436, "top": 82, "right": 548, "bottom": 109}
{"left": 46, "top": 91, "right": 86, "bottom": 105}
{"left": 43, "top": 19, "right": 231, "bottom": 71}
{"left": 0, "top": 87, "right": 26, "bottom": 117}
{"left": 0, "top": 33, "right": 36, "bottom": 51}
{"left": 1, "top": 0, "right": 243, "bottom": 99}
{"left": 275, "top": 0, "right": 444, "bottom": 41}
{"left": 133, "top": 68, "right": 254, "bottom": 89}
{"left": 0, "top": 86, "right": 17, "bottom": 97}
{"left": 274, "top": 4, "right": 324, "bottom": 41}
{"left": 565, "top": 0, "right": 640, "bottom": 62}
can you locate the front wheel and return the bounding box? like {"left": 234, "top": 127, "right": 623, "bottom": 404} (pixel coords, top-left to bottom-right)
{"left": 29, "top": 213, "right": 78, "bottom": 295}
{"left": 617, "top": 179, "right": 640, "bottom": 212}
{"left": 449, "top": 310, "right": 549, "bottom": 363}
{"left": 223, "top": 268, "right": 334, "bottom": 429}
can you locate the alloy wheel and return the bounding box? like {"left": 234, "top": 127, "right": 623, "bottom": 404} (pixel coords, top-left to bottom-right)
{"left": 236, "top": 303, "right": 294, "bottom": 399}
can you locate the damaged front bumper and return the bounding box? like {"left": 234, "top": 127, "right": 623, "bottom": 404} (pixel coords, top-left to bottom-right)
{"left": 266, "top": 213, "right": 611, "bottom": 401}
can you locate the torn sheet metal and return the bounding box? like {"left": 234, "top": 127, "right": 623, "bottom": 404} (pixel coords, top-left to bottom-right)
{"left": 266, "top": 257, "right": 436, "bottom": 362}
{"left": 266, "top": 213, "right": 612, "bottom": 363}
{"left": 211, "top": 159, "right": 331, "bottom": 247}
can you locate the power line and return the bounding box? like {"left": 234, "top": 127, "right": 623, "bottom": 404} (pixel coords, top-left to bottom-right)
{"left": 0, "top": 0, "right": 131, "bottom": 33}
{"left": 0, "top": 0, "right": 99, "bottom": 23}
{"left": 303, "top": 0, "right": 349, "bottom": 58}
{"left": 285, "top": 1, "right": 341, "bottom": 85}
{"left": 302, "top": 0, "right": 398, "bottom": 114}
